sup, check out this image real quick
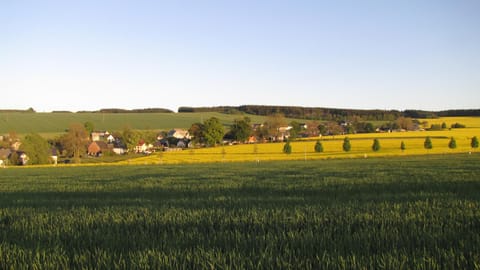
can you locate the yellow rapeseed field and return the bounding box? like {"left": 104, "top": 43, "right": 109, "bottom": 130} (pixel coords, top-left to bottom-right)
{"left": 123, "top": 117, "right": 480, "bottom": 165}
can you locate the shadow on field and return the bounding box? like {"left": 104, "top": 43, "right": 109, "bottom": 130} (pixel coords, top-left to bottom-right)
{"left": 1, "top": 178, "right": 479, "bottom": 209}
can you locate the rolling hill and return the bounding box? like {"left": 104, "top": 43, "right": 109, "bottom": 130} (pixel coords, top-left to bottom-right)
{"left": 0, "top": 112, "right": 270, "bottom": 135}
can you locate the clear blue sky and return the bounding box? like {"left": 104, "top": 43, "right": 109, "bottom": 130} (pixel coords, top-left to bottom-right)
{"left": 1, "top": 0, "right": 479, "bottom": 112}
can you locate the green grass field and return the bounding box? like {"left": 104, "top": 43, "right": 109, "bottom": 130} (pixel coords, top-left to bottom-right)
{"left": 0, "top": 112, "right": 269, "bottom": 135}
{"left": 1, "top": 155, "right": 479, "bottom": 269}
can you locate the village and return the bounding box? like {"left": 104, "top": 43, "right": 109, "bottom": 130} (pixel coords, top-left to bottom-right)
{"left": 0, "top": 120, "right": 303, "bottom": 166}
{"left": 0, "top": 114, "right": 436, "bottom": 166}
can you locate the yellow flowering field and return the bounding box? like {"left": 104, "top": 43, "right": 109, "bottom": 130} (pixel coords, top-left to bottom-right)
{"left": 123, "top": 117, "right": 480, "bottom": 165}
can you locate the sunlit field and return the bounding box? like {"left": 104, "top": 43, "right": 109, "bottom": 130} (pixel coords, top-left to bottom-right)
{"left": 124, "top": 117, "right": 480, "bottom": 165}
{"left": 1, "top": 155, "right": 479, "bottom": 269}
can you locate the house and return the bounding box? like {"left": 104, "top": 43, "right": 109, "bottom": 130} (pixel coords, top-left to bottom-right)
{"left": 0, "top": 148, "right": 11, "bottom": 160}
{"left": 252, "top": 123, "right": 264, "bottom": 131}
{"left": 113, "top": 147, "right": 125, "bottom": 155}
{"left": 276, "top": 126, "right": 293, "bottom": 141}
{"left": 88, "top": 141, "right": 110, "bottom": 156}
{"left": 17, "top": 151, "right": 28, "bottom": 165}
{"left": 157, "top": 133, "right": 165, "bottom": 141}
{"left": 51, "top": 148, "right": 58, "bottom": 165}
{"left": 0, "top": 149, "right": 28, "bottom": 165}
{"left": 135, "top": 140, "right": 154, "bottom": 154}
{"left": 91, "top": 131, "right": 110, "bottom": 142}
{"left": 11, "top": 141, "right": 21, "bottom": 151}
{"left": 106, "top": 134, "right": 115, "bottom": 143}
{"left": 177, "top": 139, "right": 191, "bottom": 149}
{"left": 0, "top": 148, "right": 12, "bottom": 165}
{"left": 247, "top": 136, "right": 257, "bottom": 144}
{"left": 113, "top": 140, "right": 127, "bottom": 155}
{"left": 168, "top": 129, "right": 191, "bottom": 140}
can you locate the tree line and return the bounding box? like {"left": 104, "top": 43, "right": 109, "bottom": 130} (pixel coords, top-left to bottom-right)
{"left": 179, "top": 106, "right": 480, "bottom": 120}
{"left": 283, "top": 136, "right": 479, "bottom": 155}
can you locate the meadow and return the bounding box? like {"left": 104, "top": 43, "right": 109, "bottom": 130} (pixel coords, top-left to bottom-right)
{"left": 0, "top": 112, "right": 269, "bottom": 135}
{"left": 0, "top": 155, "right": 479, "bottom": 269}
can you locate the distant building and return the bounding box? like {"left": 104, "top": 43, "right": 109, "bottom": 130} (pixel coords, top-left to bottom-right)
{"left": 88, "top": 141, "right": 110, "bottom": 156}
{"left": 91, "top": 131, "right": 110, "bottom": 142}
{"left": 51, "top": 148, "right": 58, "bottom": 165}
{"left": 168, "top": 129, "right": 191, "bottom": 140}
{"left": 135, "top": 140, "right": 154, "bottom": 154}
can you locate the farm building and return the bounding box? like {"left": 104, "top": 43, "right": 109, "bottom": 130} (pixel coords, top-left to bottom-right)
{"left": 88, "top": 141, "right": 110, "bottom": 156}
{"left": 91, "top": 131, "right": 110, "bottom": 142}
{"left": 135, "top": 140, "right": 154, "bottom": 154}
{"left": 51, "top": 148, "right": 58, "bottom": 165}
{"left": 168, "top": 129, "right": 191, "bottom": 140}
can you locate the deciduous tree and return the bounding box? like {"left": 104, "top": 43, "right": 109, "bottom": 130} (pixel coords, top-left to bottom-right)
{"left": 121, "top": 126, "right": 141, "bottom": 152}
{"left": 289, "top": 121, "right": 302, "bottom": 140}
{"left": 230, "top": 117, "right": 252, "bottom": 142}
{"left": 203, "top": 117, "right": 224, "bottom": 147}
{"left": 317, "top": 124, "right": 328, "bottom": 136}
{"left": 19, "top": 133, "right": 51, "bottom": 165}
{"left": 84, "top": 122, "right": 95, "bottom": 134}
{"left": 396, "top": 117, "right": 414, "bottom": 131}
{"left": 189, "top": 123, "right": 205, "bottom": 145}
{"left": 265, "top": 113, "right": 287, "bottom": 140}
{"left": 61, "top": 123, "right": 89, "bottom": 163}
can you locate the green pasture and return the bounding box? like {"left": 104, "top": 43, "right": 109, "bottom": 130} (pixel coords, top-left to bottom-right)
{"left": 0, "top": 112, "right": 268, "bottom": 135}
{"left": 0, "top": 155, "right": 479, "bottom": 269}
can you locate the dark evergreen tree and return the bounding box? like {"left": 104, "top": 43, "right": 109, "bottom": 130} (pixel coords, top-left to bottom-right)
{"left": 314, "top": 140, "right": 323, "bottom": 153}
{"left": 283, "top": 141, "right": 292, "bottom": 154}
{"left": 471, "top": 136, "right": 479, "bottom": 149}
{"left": 424, "top": 137, "right": 433, "bottom": 150}
{"left": 448, "top": 137, "right": 457, "bottom": 149}
{"left": 343, "top": 137, "right": 351, "bottom": 152}
{"left": 372, "top": 138, "right": 381, "bottom": 152}
{"left": 400, "top": 141, "right": 406, "bottom": 151}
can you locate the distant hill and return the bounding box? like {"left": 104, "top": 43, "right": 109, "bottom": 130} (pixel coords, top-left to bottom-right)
{"left": 0, "top": 112, "right": 268, "bottom": 135}
{"left": 1, "top": 106, "right": 479, "bottom": 135}
{"left": 78, "top": 108, "right": 175, "bottom": 113}
{"left": 179, "top": 105, "right": 480, "bottom": 120}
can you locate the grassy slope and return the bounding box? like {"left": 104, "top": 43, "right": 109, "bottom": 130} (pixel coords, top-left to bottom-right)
{"left": 0, "top": 112, "right": 269, "bottom": 135}
{"left": 0, "top": 155, "right": 479, "bottom": 268}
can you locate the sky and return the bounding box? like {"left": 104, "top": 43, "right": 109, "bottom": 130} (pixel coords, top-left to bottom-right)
{"left": 1, "top": 0, "right": 479, "bottom": 112}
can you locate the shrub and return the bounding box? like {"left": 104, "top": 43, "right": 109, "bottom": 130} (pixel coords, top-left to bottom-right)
{"left": 314, "top": 140, "right": 323, "bottom": 153}
{"left": 372, "top": 139, "right": 381, "bottom": 152}
{"left": 448, "top": 137, "right": 457, "bottom": 149}
{"left": 424, "top": 137, "right": 433, "bottom": 150}
{"left": 451, "top": 123, "right": 466, "bottom": 128}
{"left": 429, "top": 124, "right": 443, "bottom": 131}
{"left": 343, "top": 137, "right": 351, "bottom": 152}
{"left": 471, "top": 136, "right": 479, "bottom": 149}
{"left": 283, "top": 141, "right": 292, "bottom": 154}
